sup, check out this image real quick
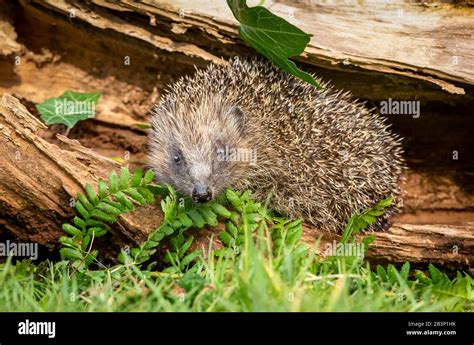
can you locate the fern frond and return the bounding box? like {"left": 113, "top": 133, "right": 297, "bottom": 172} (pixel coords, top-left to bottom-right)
{"left": 60, "top": 167, "right": 157, "bottom": 269}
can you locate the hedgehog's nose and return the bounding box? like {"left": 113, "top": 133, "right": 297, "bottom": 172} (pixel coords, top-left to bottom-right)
{"left": 192, "top": 185, "right": 212, "bottom": 203}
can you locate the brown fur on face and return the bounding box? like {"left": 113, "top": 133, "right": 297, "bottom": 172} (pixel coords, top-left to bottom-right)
{"left": 149, "top": 93, "right": 253, "bottom": 200}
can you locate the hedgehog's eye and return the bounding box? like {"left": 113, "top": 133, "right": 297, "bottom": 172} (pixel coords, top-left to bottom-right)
{"left": 173, "top": 154, "right": 181, "bottom": 163}
{"left": 216, "top": 139, "right": 225, "bottom": 156}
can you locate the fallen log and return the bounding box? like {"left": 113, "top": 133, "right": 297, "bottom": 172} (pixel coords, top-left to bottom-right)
{"left": 0, "top": 93, "right": 162, "bottom": 258}
{"left": 0, "top": 94, "right": 472, "bottom": 273}
{"left": 30, "top": 0, "right": 474, "bottom": 97}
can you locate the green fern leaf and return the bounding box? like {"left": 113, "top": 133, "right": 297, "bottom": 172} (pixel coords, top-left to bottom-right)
{"left": 131, "top": 169, "right": 142, "bottom": 187}
{"left": 109, "top": 171, "right": 119, "bottom": 193}
{"left": 73, "top": 216, "right": 86, "bottom": 230}
{"left": 77, "top": 193, "right": 93, "bottom": 212}
{"left": 187, "top": 209, "right": 205, "bottom": 228}
{"left": 90, "top": 209, "right": 116, "bottom": 223}
{"left": 97, "top": 202, "right": 123, "bottom": 215}
{"left": 85, "top": 183, "right": 98, "bottom": 205}
{"left": 120, "top": 167, "right": 130, "bottom": 189}
{"left": 98, "top": 180, "right": 108, "bottom": 198}
{"left": 124, "top": 189, "right": 147, "bottom": 205}
{"left": 75, "top": 200, "right": 90, "bottom": 219}
{"left": 143, "top": 169, "right": 154, "bottom": 185}
{"left": 62, "top": 223, "right": 82, "bottom": 236}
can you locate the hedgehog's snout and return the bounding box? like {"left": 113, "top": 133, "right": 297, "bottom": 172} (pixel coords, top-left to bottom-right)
{"left": 192, "top": 184, "right": 212, "bottom": 203}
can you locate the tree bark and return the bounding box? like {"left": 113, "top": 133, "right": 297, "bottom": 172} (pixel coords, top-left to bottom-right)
{"left": 0, "top": 94, "right": 162, "bottom": 258}
{"left": 33, "top": 0, "right": 474, "bottom": 95}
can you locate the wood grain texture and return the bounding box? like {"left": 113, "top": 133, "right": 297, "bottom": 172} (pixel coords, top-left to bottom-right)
{"left": 0, "top": 94, "right": 161, "bottom": 253}
{"left": 55, "top": 0, "right": 473, "bottom": 93}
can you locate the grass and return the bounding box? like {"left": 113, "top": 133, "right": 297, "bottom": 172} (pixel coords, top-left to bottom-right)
{"left": 0, "top": 169, "right": 472, "bottom": 312}
{"left": 0, "top": 224, "right": 472, "bottom": 312}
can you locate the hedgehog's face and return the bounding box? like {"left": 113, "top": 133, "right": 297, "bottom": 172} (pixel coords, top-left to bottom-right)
{"left": 149, "top": 95, "right": 251, "bottom": 203}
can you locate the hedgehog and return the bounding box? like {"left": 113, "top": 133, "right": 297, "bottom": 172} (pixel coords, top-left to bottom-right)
{"left": 149, "top": 57, "right": 405, "bottom": 233}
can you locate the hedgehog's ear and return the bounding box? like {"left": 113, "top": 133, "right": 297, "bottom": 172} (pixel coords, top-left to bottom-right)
{"left": 227, "top": 106, "right": 246, "bottom": 134}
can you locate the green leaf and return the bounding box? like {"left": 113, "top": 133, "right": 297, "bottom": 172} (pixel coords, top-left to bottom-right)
{"left": 400, "top": 262, "right": 410, "bottom": 280}
{"left": 376, "top": 265, "right": 388, "bottom": 282}
{"left": 387, "top": 264, "right": 398, "bottom": 285}
{"left": 179, "top": 235, "right": 194, "bottom": 255}
{"left": 85, "top": 184, "right": 98, "bottom": 205}
{"left": 137, "top": 187, "right": 155, "bottom": 204}
{"left": 85, "top": 250, "right": 98, "bottom": 265}
{"left": 178, "top": 213, "right": 193, "bottom": 228}
{"left": 361, "top": 214, "right": 376, "bottom": 225}
{"left": 85, "top": 219, "right": 108, "bottom": 229}
{"left": 187, "top": 209, "right": 205, "bottom": 228}
{"left": 72, "top": 216, "right": 86, "bottom": 230}
{"left": 62, "top": 223, "right": 82, "bottom": 236}
{"left": 226, "top": 189, "right": 244, "bottom": 212}
{"left": 58, "top": 236, "right": 75, "bottom": 247}
{"left": 60, "top": 247, "right": 83, "bottom": 260}
{"left": 378, "top": 196, "right": 394, "bottom": 208}
{"left": 77, "top": 192, "right": 93, "bottom": 212}
{"left": 162, "top": 225, "right": 174, "bottom": 236}
{"left": 198, "top": 206, "right": 218, "bottom": 226}
{"left": 132, "top": 169, "right": 143, "bottom": 187}
{"left": 361, "top": 235, "right": 376, "bottom": 251}
{"left": 87, "top": 227, "right": 107, "bottom": 237}
{"left": 97, "top": 180, "right": 108, "bottom": 199}
{"left": 227, "top": 0, "right": 321, "bottom": 88}
{"left": 104, "top": 199, "right": 125, "bottom": 211}
{"left": 124, "top": 189, "right": 147, "bottom": 205}
{"left": 143, "top": 169, "right": 154, "bottom": 185}
{"left": 211, "top": 203, "right": 232, "bottom": 218}
{"left": 171, "top": 219, "right": 182, "bottom": 229}
{"left": 120, "top": 167, "right": 130, "bottom": 190}
{"left": 36, "top": 91, "right": 101, "bottom": 128}
{"left": 115, "top": 191, "right": 134, "bottom": 210}
{"left": 109, "top": 171, "right": 119, "bottom": 193}
{"left": 90, "top": 209, "right": 116, "bottom": 223}
{"left": 144, "top": 240, "right": 160, "bottom": 250}
{"left": 81, "top": 235, "right": 91, "bottom": 251}
{"left": 245, "top": 213, "right": 260, "bottom": 224}
{"left": 150, "top": 230, "right": 165, "bottom": 242}
{"left": 180, "top": 250, "right": 202, "bottom": 268}
{"left": 75, "top": 200, "right": 90, "bottom": 219}
{"left": 97, "top": 202, "right": 123, "bottom": 215}
{"left": 219, "top": 231, "right": 235, "bottom": 247}
{"left": 117, "top": 251, "right": 129, "bottom": 264}
{"left": 226, "top": 222, "right": 239, "bottom": 237}
{"left": 428, "top": 264, "right": 443, "bottom": 283}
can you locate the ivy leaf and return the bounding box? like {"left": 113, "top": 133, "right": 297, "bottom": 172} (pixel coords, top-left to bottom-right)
{"left": 36, "top": 91, "right": 101, "bottom": 128}
{"left": 227, "top": 0, "right": 321, "bottom": 88}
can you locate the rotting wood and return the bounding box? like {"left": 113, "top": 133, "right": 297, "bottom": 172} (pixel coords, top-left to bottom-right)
{"left": 0, "top": 93, "right": 162, "bottom": 254}
{"left": 32, "top": 0, "right": 474, "bottom": 94}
